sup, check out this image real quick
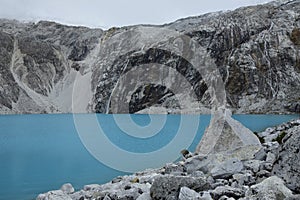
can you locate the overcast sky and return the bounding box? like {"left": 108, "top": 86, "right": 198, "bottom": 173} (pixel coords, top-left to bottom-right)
{"left": 0, "top": 0, "right": 272, "bottom": 29}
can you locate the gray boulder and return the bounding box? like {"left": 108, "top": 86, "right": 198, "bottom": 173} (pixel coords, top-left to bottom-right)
{"left": 209, "top": 185, "right": 245, "bottom": 199}
{"left": 211, "top": 158, "right": 243, "bottom": 179}
{"left": 232, "top": 172, "right": 255, "bottom": 186}
{"left": 60, "top": 183, "right": 75, "bottom": 194}
{"left": 136, "top": 192, "right": 152, "bottom": 200}
{"left": 196, "top": 109, "right": 262, "bottom": 159}
{"left": 179, "top": 187, "right": 214, "bottom": 200}
{"left": 150, "top": 175, "right": 210, "bottom": 200}
{"left": 178, "top": 187, "right": 201, "bottom": 200}
{"left": 245, "top": 176, "right": 296, "bottom": 200}
{"left": 272, "top": 126, "right": 300, "bottom": 193}
{"left": 36, "top": 190, "right": 72, "bottom": 200}
{"left": 243, "top": 160, "right": 262, "bottom": 173}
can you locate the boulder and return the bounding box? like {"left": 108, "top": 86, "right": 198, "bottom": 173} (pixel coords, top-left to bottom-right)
{"left": 243, "top": 160, "right": 262, "bottom": 173}
{"left": 209, "top": 185, "right": 245, "bottom": 199}
{"left": 232, "top": 172, "right": 255, "bottom": 186}
{"left": 178, "top": 187, "right": 201, "bottom": 200}
{"left": 211, "top": 158, "right": 243, "bottom": 179}
{"left": 272, "top": 126, "right": 300, "bottom": 193}
{"left": 196, "top": 109, "right": 261, "bottom": 161}
{"left": 60, "top": 183, "right": 75, "bottom": 194}
{"left": 150, "top": 175, "right": 210, "bottom": 200}
{"left": 178, "top": 187, "right": 214, "bottom": 200}
{"left": 136, "top": 192, "right": 152, "bottom": 200}
{"left": 245, "top": 176, "right": 296, "bottom": 199}
{"left": 36, "top": 190, "right": 72, "bottom": 200}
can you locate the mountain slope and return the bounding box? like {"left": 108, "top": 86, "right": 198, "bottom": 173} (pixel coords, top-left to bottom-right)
{"left": 0, "top": 0, "right": 299, "bottom": 114}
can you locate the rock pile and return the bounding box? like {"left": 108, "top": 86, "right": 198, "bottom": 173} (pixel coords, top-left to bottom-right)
{"left": 37, "top": 118, "right": 300, "bottom": 200}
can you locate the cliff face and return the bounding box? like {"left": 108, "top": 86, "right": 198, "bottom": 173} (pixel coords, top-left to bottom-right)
{"left": 0, "top": 0, "right": 299, "bottom": 114}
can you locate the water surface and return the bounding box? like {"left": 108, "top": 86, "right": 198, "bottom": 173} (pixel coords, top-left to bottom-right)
{"left": 0, "top": 114, "right": 298, "bottom": 199}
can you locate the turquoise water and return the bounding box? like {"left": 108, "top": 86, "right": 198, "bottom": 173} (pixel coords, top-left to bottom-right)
{"left": 0, "top": 114, "right": 298, "bottom": 200}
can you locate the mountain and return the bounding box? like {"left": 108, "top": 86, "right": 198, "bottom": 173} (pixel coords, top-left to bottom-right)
{"left": 0, "top": 0, "right": 299, "bottom": 114}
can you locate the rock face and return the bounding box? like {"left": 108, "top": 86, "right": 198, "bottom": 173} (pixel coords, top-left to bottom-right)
{"left": 0, "top": 0, "right": 300, "bottom": 114}
{"left": 37, "top": 118, "right": 300, "bottom": 200}
{"left": 0, "top": 19, "right": 103, "bottom": 114}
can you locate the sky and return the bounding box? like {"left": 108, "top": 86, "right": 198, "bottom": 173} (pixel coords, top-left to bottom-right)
{"left": 0, "top": 0, "right": 272, "bottom": 29}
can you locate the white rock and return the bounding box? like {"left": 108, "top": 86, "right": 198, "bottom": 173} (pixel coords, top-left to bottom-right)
{"left": 60, "top": 183, "right": 74, "bottom": 194}
{"left": 243, "top": 160, "right": 262, "bottom": 173}
{"left": 136, "top": 192, "right": 152, "bottom": 200}
{"left": 179, "top": 187, "right": 201, "bottom": 200}
{"left": 36, "top": 190, "right": 72, "bottom": 200}
{"left": 247, "top": 176, "right": 295, "bottom": 199}
{"left": 258, "top": 131, "right": 269, "bottom": 138}
{"left": 83, "top": 184, "right": 100, "bottom": 191}
{"left": 200, "top": 191, "right": 213, "bottom": 200}
{"left": 36, "top": 194, "right": 46, "bottom": 200}
{"left": 266, "top": 127, "right": 275, "bottom": 133}
{"left": 211, "top": 158, "right": 243, "bottom": 178}
{"left": 266, "top": 152, "right": 276, "bottom": 163}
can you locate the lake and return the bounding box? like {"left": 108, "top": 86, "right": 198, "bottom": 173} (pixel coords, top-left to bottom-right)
{"left": 0, "top": 114, "right": 298, "bottom": 200}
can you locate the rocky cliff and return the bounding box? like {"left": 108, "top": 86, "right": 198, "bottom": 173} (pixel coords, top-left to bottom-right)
{"left": 0, "top": 0, "right": 300, "bottom": 114}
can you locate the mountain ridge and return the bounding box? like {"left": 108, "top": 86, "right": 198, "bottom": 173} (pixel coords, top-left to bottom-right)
{"left": 0, "top": 0, "right": 299, "bottom": 114}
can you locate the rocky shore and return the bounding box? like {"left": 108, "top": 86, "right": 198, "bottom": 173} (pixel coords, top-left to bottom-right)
{"left": 37, "top": 118, "right": 300, "bottom": 200}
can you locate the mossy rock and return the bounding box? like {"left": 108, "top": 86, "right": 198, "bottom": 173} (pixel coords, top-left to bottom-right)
{"left": 272, "top": 131, "right": 287, "bottom": 144}
{"left": 290, "top": 28, "right": 300, "bottom": 45}
{"left": 130, "top": 177, "right": 139, "bottom": 183}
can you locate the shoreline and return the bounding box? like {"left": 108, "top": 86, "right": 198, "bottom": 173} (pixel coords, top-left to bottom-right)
{"left": 37, "top": 118, "right": 300, "bottom": 200}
